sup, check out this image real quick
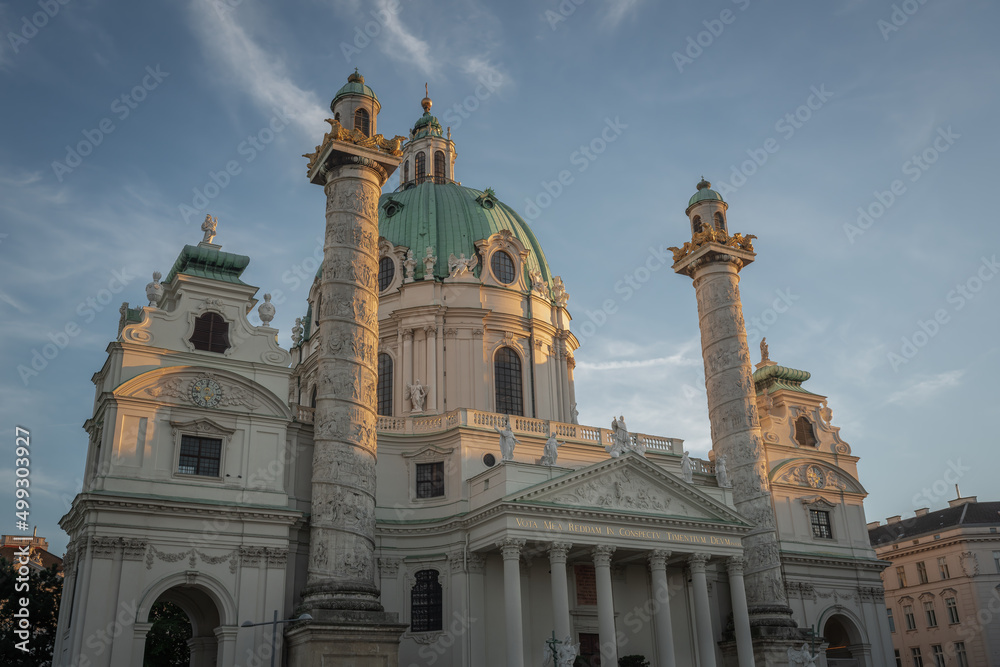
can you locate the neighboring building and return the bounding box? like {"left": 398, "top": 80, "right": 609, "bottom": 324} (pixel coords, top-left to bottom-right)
{"left": 1, "top": 529, "right": 64, "bottom": 574}
{"left": 53, "top": 72, "right": 891, "bottom": 667}
{"left": 869, "top": 496, "right": 1000, "bottom": 667}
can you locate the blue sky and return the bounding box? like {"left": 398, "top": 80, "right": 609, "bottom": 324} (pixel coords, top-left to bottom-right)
{"left": 2, "top": 0, "right": 998, "bottom": 555}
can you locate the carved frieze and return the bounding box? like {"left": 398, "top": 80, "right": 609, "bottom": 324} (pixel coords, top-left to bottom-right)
{"left": 548, "top": 469, "right": 676, "bottom": 514}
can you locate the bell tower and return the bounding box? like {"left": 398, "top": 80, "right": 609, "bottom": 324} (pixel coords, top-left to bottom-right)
{"left": 398, "top": 84, "right": 457, "bottom": 188}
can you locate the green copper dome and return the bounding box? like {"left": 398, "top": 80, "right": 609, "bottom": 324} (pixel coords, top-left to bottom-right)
{"left": 378, "top": 183, "right": 554, "bottom": 285}
{"left": 687, "top": 178, "right": 725, "bottom": 207}
{"left": 332, "top": 70, "right": 378, "bottom": 108}
{"left": 411, "top": 111, "right": 443, "bottom": 138}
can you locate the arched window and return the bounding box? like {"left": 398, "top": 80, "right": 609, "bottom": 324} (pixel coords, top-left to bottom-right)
{"left": 334, "top": 111, "right": 340, "bottom": 123}
{"left": 415, "top": 152, "right": 426, "bottom": 182}
{"left": 354, "top": 107, "right": 370, "bottom": 136}
{"left": 310, "top": 386, "right": 317, "bottom": 408}
{"left": 714, "top": 211, "right": 725, "bottom": 231}
{"left": 377, "top": 353, "right": 393, "bottom": 416}
{"left": 692, "top": 215, "right": 703, "bottom": 234}
{"left": 403, "top": 160, "right": 409, "bottom": 184}
{"left": 794, "top": 416, "right": 817, "bottom": 447}
{"left": 494, "top": 347, "right": 523, "bottom": 416}
{"left": 410, "top": 570, "right": 442, "bottom": 632}
{"left": 378, "top": 256, "right": 395, "bottom": 293}
{"left": 190, "top": 313, "right": 230, "bottom": 353}
{"left": 434, "top": 150, "right": 446, "bottom": 183}
{"left": 491, "top": 251, "right": 516, "bottom": 285}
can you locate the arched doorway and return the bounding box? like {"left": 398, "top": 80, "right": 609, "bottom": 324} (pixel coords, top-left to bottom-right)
{"left": 143, "top": 601, "right": 192, "bottom": 666}
{"left": 138, "top": 580, "right": 233, "bottom": 667}
{"left": 823, "top": 613, "right": 866, "bottom": 667}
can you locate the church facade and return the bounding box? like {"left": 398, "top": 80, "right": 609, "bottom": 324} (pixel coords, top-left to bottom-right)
{"left": 53, "top": 73, "right": 893, "bottom": 667}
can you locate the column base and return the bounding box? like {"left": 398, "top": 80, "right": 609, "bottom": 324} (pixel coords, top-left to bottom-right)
{"left": 719, "top": 637, "right": 828, "bottom": 667}
{"left": 285, "top": 610, "right": 408, "bottom": 667}
{"left": 301, "top": 581, "right": 386, "bottom": 613}
{"left": 747, "top": 603, "right": 799, "bottom": 629}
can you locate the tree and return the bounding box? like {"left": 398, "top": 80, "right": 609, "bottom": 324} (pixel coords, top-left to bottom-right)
{"left": 143, "top": 601, "right": 192, "bottom": 667}
{"left": 0, "top": 557, "right": 62, "bottom": 667}
{"left": 618, "top": 656, "right": 651, "bottom": 667}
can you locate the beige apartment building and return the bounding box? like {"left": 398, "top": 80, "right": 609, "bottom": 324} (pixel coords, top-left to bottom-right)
{"left": 869, "top": 496, "right": 1000, "bottom": 667}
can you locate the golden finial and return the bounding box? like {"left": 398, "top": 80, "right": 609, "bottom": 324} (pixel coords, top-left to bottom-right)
{"left": 421, "top": 82, "right": 432, "bottom": 113}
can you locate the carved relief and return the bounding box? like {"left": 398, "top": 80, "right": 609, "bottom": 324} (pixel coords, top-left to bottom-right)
{"left": 549, "top": 469, "right": 674, "bottom": 513}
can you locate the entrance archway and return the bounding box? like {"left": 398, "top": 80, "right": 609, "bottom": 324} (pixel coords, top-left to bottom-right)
{"left": 823, "top": 613, "right": 866, "bottom": 667}
{"left": 148, "top": 585, "right": 221, "bottom": 667}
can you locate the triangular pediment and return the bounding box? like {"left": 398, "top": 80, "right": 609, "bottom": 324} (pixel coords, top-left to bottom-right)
{"left": 505, "top": 453, "right": 748, "bottom": 525}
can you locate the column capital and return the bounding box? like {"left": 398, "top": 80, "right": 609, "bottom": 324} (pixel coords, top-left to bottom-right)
{"left": 548, "top": 542, "right": 573, "bottom": 563}
{"left": 727, "top": 555, "right": 747, "bottom": 575}
{"left": 467, "top": 553, "right": 486, "bottom": 574}
{"left": 497, "top": 538, "right": 525, "bottom": 561}
{"left": 402, "top": 328, "right": 414, "bottom": 341}
{"left": 647, "top": 549, "right": 672, "bottom": 570}
{"left": 687, "top": 552, "right": 711, "bottom": 573}
{"left": 592, "top": 545, "right": 616, "bottom": 567}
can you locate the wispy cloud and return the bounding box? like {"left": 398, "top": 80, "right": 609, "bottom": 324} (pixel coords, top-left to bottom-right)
{"left": 577, "top": 353, "right": 694, "bottom": 371}
{"left": 601, "top": 0, "right": 643, "bottom": 28}
{"left": 887, "top": 370, "right": 964, "bottom": 405}
{"left": 187, "top": 0, "right": 326, "bottom": 134}
{"left": 377, "top": 0, "right": 435, "bottom": 75}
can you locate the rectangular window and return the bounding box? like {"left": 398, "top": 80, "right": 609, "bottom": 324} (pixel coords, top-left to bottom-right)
{"left": 415, "top": 462, "right": 445, "bottom": 498}
{"left": 946, "top": 597, "right": 959, "bottom": 624}
{"left": 810, "top": 509, "right": 833, "bottom": 539}
{"left": 994, "top": 551, "right": 1000, "bottom": 574}
{"left": 911, "top": 647, "right": 923, "bottom": 667}
{"left": 895, "top": 650, "right": 902, "bottom": 667}
{"left": 917, "top": 561, "right": 928, "bottom": 584}
{"left": 178, "top": 435, "right": 222, "bottom": 477}
{"left": 924, "top": 600, "right": 937, "bottom": 627}
{"left": 932, "top": 645, "right": 945, "bottom": 667}
{"left": 897, "top": 565, "right": 908, "bottom": 588}
{"left": 887, "top": 608, "right": 896, "bottom": 633}
{"left": 938, "top": 557, "right": 950, "bottom": 580}
{"left": 904, "top": 605, "right": 916, "bottom": 631}
{"left": 955, "top": 642, "right": 968, "bottom": 667}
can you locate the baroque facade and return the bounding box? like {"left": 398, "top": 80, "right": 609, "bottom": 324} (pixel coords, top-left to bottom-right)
{"left": 53, "top": 72, "right": 892, "bottom": 667}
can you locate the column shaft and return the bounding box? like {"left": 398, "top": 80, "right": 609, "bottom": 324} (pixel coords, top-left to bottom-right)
{"left": 689, "top": 553, "right": 718, "bottom": 667}
{"left": 548, "top": 543, "right": 572, "bottom": 642}
{"left": 727, "top": 557, "right": 755, "bottom": 667}
{"left": 593, "top": 546, "right": 618, "bottom": 666}
{"left": 500, "top": 539, "right": 525, "bottom": 667}
{"left": 648, "top": 550, "right": 676, "bottom": 667}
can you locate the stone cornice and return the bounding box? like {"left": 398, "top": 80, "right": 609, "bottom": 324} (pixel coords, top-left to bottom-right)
{"left": 780, "top": 551, "right": 890, "bottom": 571}
{"left": 873, "top": 533, "right": 1000, "bottom": 558}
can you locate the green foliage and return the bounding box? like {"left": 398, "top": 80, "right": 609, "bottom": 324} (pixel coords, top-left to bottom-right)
{"left": 142, "top": 601, "right": 192, "bottom": 667}
{"left": 618, "top": 656, "right": 651, "bottom": 667}
{"left": 0, "top": 557, "right": 62, "bottom": 667}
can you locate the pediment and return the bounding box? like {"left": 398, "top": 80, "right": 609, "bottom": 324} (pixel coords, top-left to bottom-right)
{"left": 114, "top": 366, "right": 291, "bottom": 419}
{"left": 506, "top": 453, "right": 747, "bottom": 525}
{"left": 770, "top": 458, "right": 866, "bottom": 494}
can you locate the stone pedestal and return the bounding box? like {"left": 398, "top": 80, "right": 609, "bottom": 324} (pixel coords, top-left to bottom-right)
{"left": 285, "top": 611, "right": 408, "bottom": 667}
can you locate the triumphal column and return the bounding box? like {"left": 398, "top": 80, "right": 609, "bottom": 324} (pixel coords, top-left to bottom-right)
{"left": 286, "top": 71, "right": 408, "bottom": 666}
{"left": 671, "top": 179, "right": 803, "bottom": 662}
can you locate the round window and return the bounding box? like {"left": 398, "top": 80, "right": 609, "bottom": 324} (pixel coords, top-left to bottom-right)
{"left": 378, "top": 256, "right": 395, "bottom": 292}
{"left": 483, "top": 453, "right": 497, "bottom": 467}
{"left": 491, "top": 251, "right": 516, "bottom": 285}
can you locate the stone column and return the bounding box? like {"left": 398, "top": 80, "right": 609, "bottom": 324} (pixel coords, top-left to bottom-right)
{"left": 468, "top": 554, "right": 487, "bottom": 667}
{"left": 593, "top": 545, "right": 618, "bottom": 666}
{"left": 499, "top": 539, "right": 526, "bottom": 667}
{"left": 548, "top": 542, "right": 573, "bottom": 642}
{"left": 688, "top": 553, "right": 717, "bottom": 667}
{"left": 425, "top": 325, "right": 437, "bottom": 411}
{"left": 648, "top": 550, "right": 676, "bottom": 667}
{"left": 674, "top": 240, "right": 795, "bottom": 631}
{"left": 402, "top": 329, "right": 414, "bottom": 411}
{"left": 301, "top": 153, "right": 387, "bottom": 613}
{"left": 727, "top": 556, "right": 755, "bottom": 667}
